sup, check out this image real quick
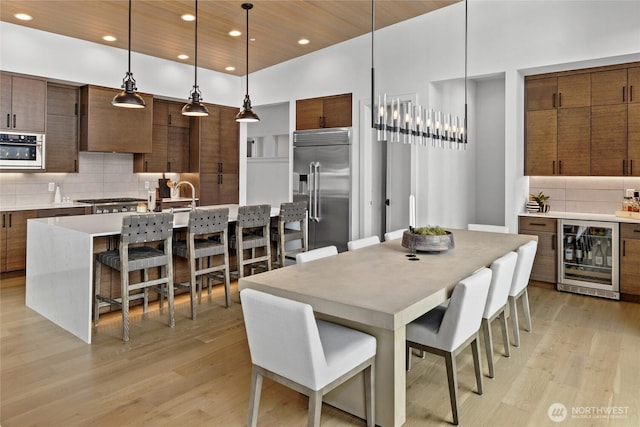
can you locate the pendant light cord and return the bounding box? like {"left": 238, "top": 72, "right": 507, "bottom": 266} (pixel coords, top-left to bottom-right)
{"left": 464, "top": 0, "right": 468, "bottom": 144}
{"left": 245, "top": 5, "right": 250, "bottom": 96}
{"left": 194, "top": 0, "right": 199, "bottom": 87}
{"left": 371, "top": 0, "right": 375, "bottom": 129}
{"left": 127, "top": 0, "right": 132, "bottom": 75}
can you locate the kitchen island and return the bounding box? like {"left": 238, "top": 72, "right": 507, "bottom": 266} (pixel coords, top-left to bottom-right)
{"left": 25, "top": 205, "right": 279, "bottom": 343}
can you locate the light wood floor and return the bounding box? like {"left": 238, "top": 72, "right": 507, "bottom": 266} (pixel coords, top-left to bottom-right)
{"left": 1, "top": 274, "right": 639, "bottom": 426}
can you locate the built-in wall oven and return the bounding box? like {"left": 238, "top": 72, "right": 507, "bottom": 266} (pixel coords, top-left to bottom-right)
{"left": 0, "top": 133, "right": 45, "bottom": 170}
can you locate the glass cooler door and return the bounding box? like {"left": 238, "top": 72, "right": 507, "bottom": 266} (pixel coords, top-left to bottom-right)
{"left": 558, "top": 219, "right": 619, "bottom": 299}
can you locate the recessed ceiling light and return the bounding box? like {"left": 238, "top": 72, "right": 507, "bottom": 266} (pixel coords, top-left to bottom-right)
{"left": 229, "top": 30, "right": 242, "bottom": 37}
{"left": 103, "top": 35, "right": 117, "bottom": 42}
{"left": 298, "top": 38, "right": 310, "bottom": 45}
{"left": 178, "top": 54, "right": 189, "bottom": 60}
{"left": 14, "top": 13, "right": 33, "bottom": 21}
{"left": 225, "top": 66, "right": 236, "bottom": 71}
{"left": 181, "top": 14, "right": 195, "bottom": 22}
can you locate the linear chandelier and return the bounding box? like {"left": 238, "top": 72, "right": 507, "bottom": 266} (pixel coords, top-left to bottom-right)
{"left": 370, "top": 0, "right": 468, "bottom": 149}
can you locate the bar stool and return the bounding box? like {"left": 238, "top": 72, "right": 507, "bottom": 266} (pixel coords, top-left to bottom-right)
{"left": 172, "top": 208, "right": 231, "bottom": 319}
{"left": 94, "top": 212, "right": 174, "bottom": 342}
{"left": 295, "top": 245, "right": 338, "bottom": 264}
{"left": 272, "top": 201, "right": 308, "bottom": 267}
{"left": 231, "top": 204, "right": 272, "bottom": 278}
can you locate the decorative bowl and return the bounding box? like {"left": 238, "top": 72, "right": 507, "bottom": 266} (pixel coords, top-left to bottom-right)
{"left": 401, "top": 230, "right": 455, "bottom": 252}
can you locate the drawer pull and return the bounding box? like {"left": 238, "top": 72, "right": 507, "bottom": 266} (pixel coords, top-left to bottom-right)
{"left": 529, "top": 222, "right": 548, "bottom": 227}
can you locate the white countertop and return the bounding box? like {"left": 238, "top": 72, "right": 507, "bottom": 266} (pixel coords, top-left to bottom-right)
{"left": 27, "top": 204, "right": 280, "bottom": 237}
{"left": 0, "top": 202, "right": 91, "bottom": 212}
{"left": 520, "top": 211, "right": 640, "bottom": 224}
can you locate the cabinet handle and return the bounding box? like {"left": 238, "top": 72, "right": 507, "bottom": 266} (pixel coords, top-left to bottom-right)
{"left": 12, "top": 114, "right": 16, "bottom": 128}
{"left": 631, "top": 85, "right": 634, "bottom": 102}
{"left": 168, "top": 114, "right": 172, "bottom": 126}
{"left": 630, "top": 160, "right": 633, "bottom": 175}
{"left": 559, "top": 160, "right": 562, "bottom": 175}
{"left": 5, "top": 114, "right": 9, "bottom": 128}
{"left": 552, "top": 234, "right": 556, "bottom": 250}
{"left": 622, "top": 240, "right": 626, "bottom": 256}
{"left": 552, "top": 160, "right": 556, "bottom": 175}
{"left": 167, "top": 161, "right": 172, "bottom": 171}
{"left": 558, "top": 92, "right": 562, "bottom": 108}
{"left": 622, "top": 86, "right": 626, "bottom": 102}
{"left": 218, "top": 162, "right": 223, "bottom": 173}
{"left": 8, "top": 213, "right": 12, "bottom": 228}
{"left": 2, "top": 214, "right": 5, "bottom": 228}
{"left": 529, "top": 222, "right": 548, "bottom": 227}
{"left": 74, "top": 159, "right": 77, "bottom": 172}
{"left": 552, "top": 93, "right": 556, "bottom": 108}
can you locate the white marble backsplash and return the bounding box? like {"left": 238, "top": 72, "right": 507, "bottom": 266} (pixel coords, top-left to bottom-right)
{"left": 0, "top": 152, "right": 179, "bottom": 209}
{"left": 529, "top": 176, "right": 640, "bottom": 214}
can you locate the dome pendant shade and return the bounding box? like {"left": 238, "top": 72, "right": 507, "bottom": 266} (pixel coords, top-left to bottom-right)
{"left": 112, "top": 73, "right": 145, "bottom": 108}
{"left": 182, "top": 85, "right": 209, "bottom": 116}
{"left": 236, "top": 2, "right": 259, "bottom": 123}
{"left": 182, "top": 0, "right": 208, "bottom": 116}
{"left": 236, "top": 94, "right": 259, "bottom": 122}
{"left": 112, "top": 0, "right": 145, "bottom": 108}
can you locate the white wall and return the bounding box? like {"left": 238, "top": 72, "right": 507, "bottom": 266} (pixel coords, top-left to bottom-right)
{"left": 246, "top": 103, "right": 290, "bottom": 207}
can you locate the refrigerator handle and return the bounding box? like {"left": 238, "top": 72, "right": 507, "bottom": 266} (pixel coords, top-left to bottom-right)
{"left": 309, "top": 163, "right": 315, "bottom": 222}
{"left": 315, "top": 162, "right": 321, "bottom": 222}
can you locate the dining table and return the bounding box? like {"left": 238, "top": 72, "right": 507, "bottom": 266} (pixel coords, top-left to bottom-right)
{"left": 238, "top": 229, "right": 537, "bottom": 427}
{"left": 25, "top": 204, "right": 280, "bottom": 344}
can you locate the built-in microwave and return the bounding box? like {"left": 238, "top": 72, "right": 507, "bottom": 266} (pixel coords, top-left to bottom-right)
{"left": 0, "top": 133, "right": 45, "bottom": 170}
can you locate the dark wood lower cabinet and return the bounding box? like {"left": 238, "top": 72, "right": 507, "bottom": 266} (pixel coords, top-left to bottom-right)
{"left": 518, "top": 216, "right": 557, "bottom": 283}
{"left": 620, "top": 223, "right": 640, "bottom": 296}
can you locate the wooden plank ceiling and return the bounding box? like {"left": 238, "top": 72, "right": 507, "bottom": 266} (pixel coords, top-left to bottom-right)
{"left": 0, "top": 0, "right": 458, "bottom": 76}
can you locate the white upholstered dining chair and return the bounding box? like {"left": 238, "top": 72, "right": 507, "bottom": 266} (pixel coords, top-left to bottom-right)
{"left": 509, "top": 240, "right": 538, "bottom": 347}
{"left": 467, "top": 223, "right": 509, "bottom": 233}
{"left": 406, "top": 268, "right": 492, "bottom": 425}
{"left": 347, "top": 235, "right": 380, "bottom": 251}
{"left": 384, "top": 229, "right": 406, "bottom": 241}
{"left": 240, "top": 288, "right": 376, "bottom": 427}
{"left": 482, "top": 251, "right": 518, "bottom": 378}
{"left": 295, "top": 245, "right": 338, "bottom": 264}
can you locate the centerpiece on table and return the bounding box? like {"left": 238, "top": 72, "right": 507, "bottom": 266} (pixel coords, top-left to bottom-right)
{"left": 402, "top": 226, "right": 455, "bottom": 253}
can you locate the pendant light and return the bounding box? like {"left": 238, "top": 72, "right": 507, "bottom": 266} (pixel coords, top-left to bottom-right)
{"left": 182, "top": 0, "right": 209, "bottom": 116}
{"left": 112, "top": 0, "right": 146, "bottom": 108}
{"left": 235, "top": 3, "right": 260, "bottom": 122}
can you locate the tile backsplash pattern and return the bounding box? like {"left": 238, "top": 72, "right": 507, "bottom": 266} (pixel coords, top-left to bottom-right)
{"left": 0, "top": 152, "right": 179, "bottom": 209}
{"left": 529, "top": 176, "right": 640, "bottom": 214}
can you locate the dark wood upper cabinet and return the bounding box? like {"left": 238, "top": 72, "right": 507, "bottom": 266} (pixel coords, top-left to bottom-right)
{"left": 45, "top": 83, "right": 79, "bottom": 173}
{"left": 525, "top": 62, "right": 639, "bottom": 176}
{"left": 591, "top": 68, "right": 627, "bottom": 106}
{"left": 79, "top": 85, "right": 153, "bottom": 153}
{"left": 134, "top": 99, "right": 190, "bottom": 173}
{"left": 1, "top": 72, "right": 46, "bottom": 133}
{"left": 296, "top": 93, "right": 352, "bottom": 130}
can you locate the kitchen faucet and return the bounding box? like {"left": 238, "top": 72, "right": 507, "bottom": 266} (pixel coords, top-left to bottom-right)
{"left": 173, "top": 181, "right": 196, "bottom": 211}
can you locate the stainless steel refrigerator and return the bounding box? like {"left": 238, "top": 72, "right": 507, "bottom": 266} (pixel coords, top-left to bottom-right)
{"left": 293, "top": 128, "right": 351, "bottom": 252}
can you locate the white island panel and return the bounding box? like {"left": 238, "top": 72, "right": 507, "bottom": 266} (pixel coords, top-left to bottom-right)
{"left": 26, "top": 218, "right": 94, "bottom": 343}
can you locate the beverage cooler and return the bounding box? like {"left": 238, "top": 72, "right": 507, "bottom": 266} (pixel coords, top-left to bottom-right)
{"left": 558, "top": 219, "right": 619, "bottom": 300}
